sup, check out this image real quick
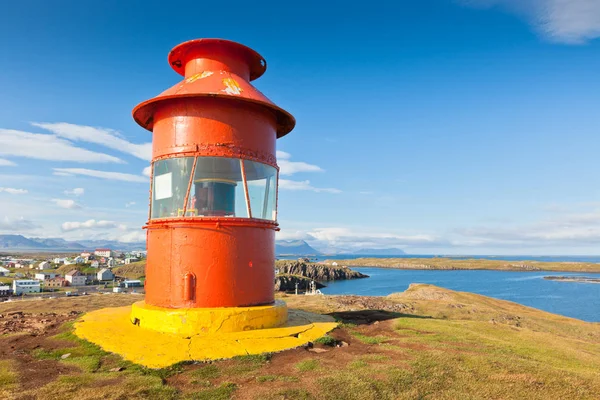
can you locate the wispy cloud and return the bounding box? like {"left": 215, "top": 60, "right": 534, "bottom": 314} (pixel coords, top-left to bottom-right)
{"left": 32, "top": 122, "right": 152, "bottom": 161}
{"left": 0, "top": 216, "right": 38, "bottom": 231}
{"left": 279, "top": 179, "right": 341, "bottom": 193}
{"left": 61, "top": 219, "right": 127, "bottom": 232}
{"left": 125, "top": 201, "right": 136, "bottom": 207}
{"left": 276, "top": 151, "right": 324, "bottom": 176}
{"left": 142, "top": 166, "right": 152, "bottom": 177}
{"left": 0, "top": 159, "right": 16, "bottom": 167}
{"left": 0, "top": 129, "right": 123, "bottom": 164}
{"left": 460, "top": 0, "right": 600, "bottom": 44}
{"left": 64, "top": 188, "right": 85, "bottom": 197}
{"left": 52, "top": 199, "right": 83, "bottom": 209}
{"left": 0, "top": 187, "right": 28, "bottom": 195}
{"left": 53, "top": 168, "right": 148, "bottom": 183}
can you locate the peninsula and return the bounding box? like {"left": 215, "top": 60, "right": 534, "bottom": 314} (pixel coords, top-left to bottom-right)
{"left": 326, "top": 257, "right": 600, "bottom": 273}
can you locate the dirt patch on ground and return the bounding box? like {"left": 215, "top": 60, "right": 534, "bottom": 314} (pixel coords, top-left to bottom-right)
{"left": 0, "top": 312, "right": 83, "bottom": 391}
{"left": 0, "top": 311, "right": 80, "bottom": 335}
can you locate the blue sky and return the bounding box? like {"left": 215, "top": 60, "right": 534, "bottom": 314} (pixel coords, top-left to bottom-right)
{"left": 1, "top": 0, "right": 600, "bottom": 254}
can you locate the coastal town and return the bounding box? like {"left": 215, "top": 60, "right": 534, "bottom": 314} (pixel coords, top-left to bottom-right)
{"left": 0, "top": 249, "right": 147, "bottom": 299}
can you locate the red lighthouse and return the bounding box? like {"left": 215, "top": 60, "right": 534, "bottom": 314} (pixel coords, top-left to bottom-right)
{"left": 75, "top": 39, "right": 336, "bottom": 367}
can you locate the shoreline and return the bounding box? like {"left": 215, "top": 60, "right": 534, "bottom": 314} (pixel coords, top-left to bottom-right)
{"left": 544, "top": 276, "right": 600, "bottom": 284}
{"left": 324, "top": 257, "right": 600, "bottom": 273}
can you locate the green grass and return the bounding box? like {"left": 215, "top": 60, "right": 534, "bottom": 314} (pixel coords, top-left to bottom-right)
{"left": 261, "top": 388, "right": 315, "bottom": 400}
{"left": 295, "top": 359, "right": 319, "bottom": 372}
{"left": 186, "top": 382, "right": 237, "bottom": 400}
{"left": 0, "top": 360, "right": 17, "bottom": 390}
{"left": 314, "top": 335, "right": 337, "bottom": 346}
{"left": 351, "top": 332, "right": 390, "bottom": 345}
{"left": 189, "top": 364, "right": 220, "bottom": 380}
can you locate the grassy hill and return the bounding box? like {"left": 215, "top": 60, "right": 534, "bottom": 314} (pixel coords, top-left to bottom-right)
{"left": 1, "top": 284, "right": 599, "bottom": 399}
{"left": 112, "top": 261, "right": 146, "bottom": 280}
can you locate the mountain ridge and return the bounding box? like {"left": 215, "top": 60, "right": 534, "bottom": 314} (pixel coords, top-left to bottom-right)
{"left": 0, "top": 234, "right": 145, "bottom": 251}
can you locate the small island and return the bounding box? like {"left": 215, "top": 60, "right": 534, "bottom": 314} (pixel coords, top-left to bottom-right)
{"left": 544, "top": 276, "right": 600, "bottom": 284}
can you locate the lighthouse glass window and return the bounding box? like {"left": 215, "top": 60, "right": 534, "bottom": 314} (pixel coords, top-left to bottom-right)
{"left": 151, "top": 156, "right": 277, "bottom": 221}
{"left": 151, "top": 157, "right": 195, "bottom": 219}
{"left": 187, "top": 157, "right": 249, "bottom": 218}
{"left": 243, "top": 160, "right": 277, "bottom": 220}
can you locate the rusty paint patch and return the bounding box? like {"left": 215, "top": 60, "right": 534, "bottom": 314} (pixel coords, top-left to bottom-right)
{"left": 222, "top": 78, "right": 243, "bottom": 95}
{"left": 186, "top": 71, "right": 214, "bottom": 83}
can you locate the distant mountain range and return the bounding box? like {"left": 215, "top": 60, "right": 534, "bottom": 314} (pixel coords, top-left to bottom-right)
{"left": 275, "top": 240, "right": 321, "bottom": 256}
{"left": 274, "top": 241, "right": 407, "bottom": 256}
{"left": 351, "top": 248, "right": 407, "bottom": 256}
{"left": 0, "top": 235, "right": 145, "bottom": 252}
{"left": 0, "top": 235, "right": 406, "bottom": 256}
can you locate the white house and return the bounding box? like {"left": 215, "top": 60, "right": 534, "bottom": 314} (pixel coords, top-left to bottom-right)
{"left": 35, "top": 272, "right": 58, "bottom": 280}
{"left": 0, "top": 285, "right": 11, "bottom": 295}
{"left": 12, "top": 280, "right": 41, "bottom": 295}
{"left": 73, "top": 256, "right": 86, "bottom": 264}
{"left": 107, "top": 258, "right": 116, "bottom": 268}
{"left": 97, "top": 268, "right": 114, "bottom": 281}
{"left": 123, "top": 280, "right": 142, "bottom": 288}
{"left": 65, "top": 270, "right": 86, "bottom": 286}
{"left": 95, "top": 249, "right": 113, "bottom": 258}
{"left": 125, "top": 257, "right": 139, "bottom": 265}
{"left": 37, "top": 261, "right": 51, "bottom": 270}
{"left": 0, "top": 266, "right": 9, "bottom": 276}
{"left": 90, "top": 260, "right": 100, "bottom": 268}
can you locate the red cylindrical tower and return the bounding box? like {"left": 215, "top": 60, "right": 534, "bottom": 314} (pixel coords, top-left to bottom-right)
{"left": 133, "top": 39, "right": 295, "bottom": 310}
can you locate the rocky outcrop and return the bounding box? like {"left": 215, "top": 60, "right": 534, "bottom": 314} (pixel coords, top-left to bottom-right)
{"left": 274, "top": 274, "right": 326, "bottom": 292}
{"left": 275, "top": 261, "right": 368, "bottom": 281}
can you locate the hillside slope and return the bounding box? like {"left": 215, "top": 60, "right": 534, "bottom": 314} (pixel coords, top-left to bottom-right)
{"left": 1, "top": 285, "right": 599, "bottom": 399}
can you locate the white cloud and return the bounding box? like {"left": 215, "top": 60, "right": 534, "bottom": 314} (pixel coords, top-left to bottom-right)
{"left": 0, "top": 187, "right": 28, "bottom": 195}
{"left": 64, "top": 188, "right": 85, "bottom": 197}
{"left": 142, "top": 166, "right": 152, "bottom": 177}
{"left": 125, "top": 201, "right": 137, "bottom": 207}
{"left": 454, "top": 210, "right": 600, "bottom": 246}
{"left": 460, "top": 0, "right": 600, "bottom": 44}
{"left": 277, "top": 226, "right": 440, "bottom": 252}
{"left": 279, "top": 179, "right": 341, "bottom": 193}
{"left": 276, "top": 151, "right": 323, "bottom": 176}
{"left": 0, "top": 159, "right": 16, "bottom": 167}
{"left": 0, "top": 216, "right": 38, "bottom": 231}
{"left": 53, "top": 168, "right": 148, "bottom": 183}
{"left": 32, "top": 122, "right": 152, "bottom": 161}
{"left": 118, "top": 230, "right": 146, "bottom": 243}
{"left": 52, "top": 199, "right": 82, "bottom": 209}
{"left": 0, "top": 129, "right": 123, "bottom": 163}
{"left": 61, "top": 219, "right": 127, "bottom": 232}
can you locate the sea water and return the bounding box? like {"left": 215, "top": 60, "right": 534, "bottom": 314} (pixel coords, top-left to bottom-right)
{"left": 320, "top": 268, "right": 600, "bottom": 322}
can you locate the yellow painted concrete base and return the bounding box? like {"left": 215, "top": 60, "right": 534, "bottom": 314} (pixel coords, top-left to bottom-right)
{"left": 129, "top": 301, "right": 288, "bottom": 336}
{"left": 74, "top": 304, "right": 337, "bottom": 368}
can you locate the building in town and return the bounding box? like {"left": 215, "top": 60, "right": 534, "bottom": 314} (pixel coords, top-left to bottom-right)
{"left": 95, "top": 249, "right": 113, "bottom": 258}
{"left": 45, "top": 277, "right": 68, "bottom": 288}
{"left": 97, "top": 268, "right": 114, "bottom": 281}
{"left": 37, "top": 261, "right": 51, "bottom": 270}
{"left": 34, "top": 272, "right": 58, "bottom": 280}
{"left": 122, "top": 280, "right": 142, "bottom": 288}
{"left": 0, "top": 285, "right": 12, "bottom": 296}
{"left": 12, "top": 280, "right": 41, "bottom": 295}
{"left": 65, "top": 270, "right": 86, "bottom": 286}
